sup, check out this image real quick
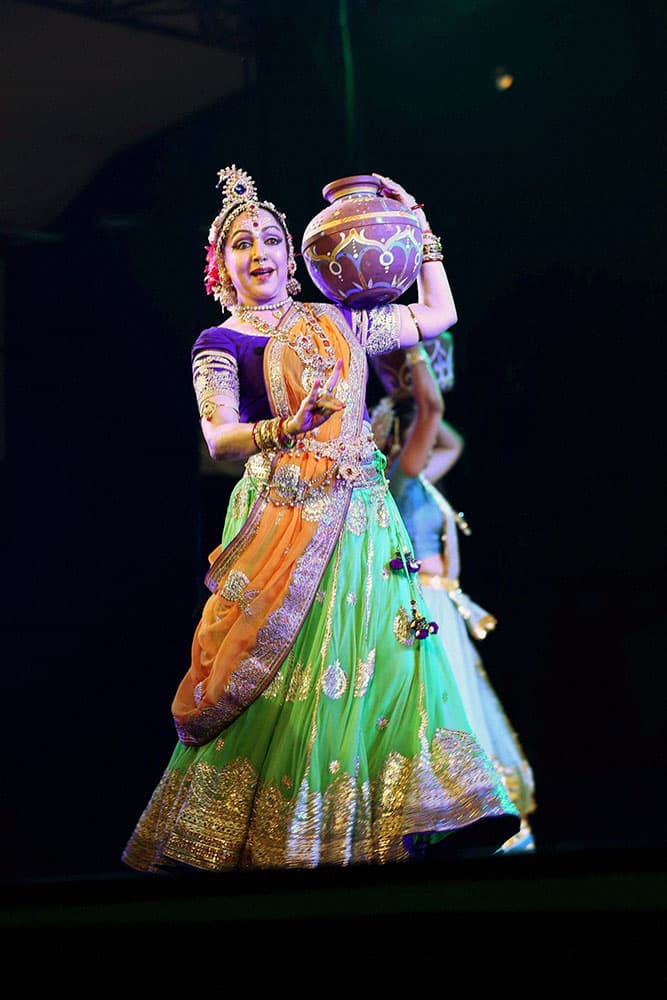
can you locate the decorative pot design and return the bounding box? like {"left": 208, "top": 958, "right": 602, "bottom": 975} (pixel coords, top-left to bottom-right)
{"left": 301, "top": 174, "right": 423, "bottom": 308}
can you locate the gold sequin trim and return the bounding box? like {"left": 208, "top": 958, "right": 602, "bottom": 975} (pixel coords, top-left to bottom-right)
{"left": 393, "top": 606, "right": 415, "bottom": 647}
{"left": 221, "top": 569, "right": 258, "bottom": 615}
{"left": 261, "top": 669, "right": 286, "bottom": 699}
{"left": 375, "top": 497, "right": 390, "bottom": 528}
{"left": 231, "top": 477, "right": 255, "bottom": 520}
{"left": 245, "top": 451, "right": 274, "bottom": 485}
{"left": 346, "top": 497, "right": 368, "bottom": 535}
{"left": 122, "top": 726, "right": 519, "bottom": 873}
{"left": 354, "top": 648, "right": 375, "bottom": 698}
{"left": 222, "top": 569, "right": 250, "bottom": 602}
{"left": 285, "top": 661, "right": 313, "bottom": 702}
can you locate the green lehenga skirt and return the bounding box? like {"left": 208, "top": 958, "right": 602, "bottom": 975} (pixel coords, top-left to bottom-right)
{"left": 122, "top": 459, "right": 519, "bottom": 872}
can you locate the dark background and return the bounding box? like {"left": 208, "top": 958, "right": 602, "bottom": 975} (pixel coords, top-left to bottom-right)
{"left": 2, "top": 0, "right": 665, "bottom": 881}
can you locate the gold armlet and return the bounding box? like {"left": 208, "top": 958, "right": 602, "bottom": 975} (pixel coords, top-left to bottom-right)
{"left": 406, "top": 305, "right": 423, "bottom": 342}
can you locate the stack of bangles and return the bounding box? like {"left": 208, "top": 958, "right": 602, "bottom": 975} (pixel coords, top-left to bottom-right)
{"left": 422, "top": 229, "right": 444, "bottom": 263}
{"left": 252, "top": 416, "right": 296, "bottom": 452}
{"left": 408, "top": 203, "right": 443, "bottom": 263}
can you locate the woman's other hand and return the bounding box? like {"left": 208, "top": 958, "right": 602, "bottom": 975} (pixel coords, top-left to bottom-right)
{"left": 373, "top": 172, "right": 413, "bottom": 209}
{"left": 373, "top": 173, "right": 457, "bottom": 343}
{"left": 373, "top": 172, "right": 427, "bottom": 229}
{"left": 287, "top": 359, "right": 345, "bottom": 435}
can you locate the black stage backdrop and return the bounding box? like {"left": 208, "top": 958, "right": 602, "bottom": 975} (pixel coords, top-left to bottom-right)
{"left": 2, "top": 0, "right": 665, "bottom": 880}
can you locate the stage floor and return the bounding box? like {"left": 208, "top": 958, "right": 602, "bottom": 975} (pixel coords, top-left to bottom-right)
{"left": 2, "top": 845, "right": 665, "bottom": 994}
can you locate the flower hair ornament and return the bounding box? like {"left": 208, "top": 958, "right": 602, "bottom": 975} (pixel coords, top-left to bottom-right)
{"left": 203, "top": 164, "right": 301, "bottom": 309}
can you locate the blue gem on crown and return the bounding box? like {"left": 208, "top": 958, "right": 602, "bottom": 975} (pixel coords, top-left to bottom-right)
{"left": 216, "top": 165, "right": 259, "bottom": 211}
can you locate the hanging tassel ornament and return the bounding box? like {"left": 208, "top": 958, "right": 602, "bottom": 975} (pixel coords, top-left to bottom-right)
{"left": 409, "top": 599, "right": 439, "bottom": 641}
{"left": 389, "top": 548, "right": 422, "bottom": 573}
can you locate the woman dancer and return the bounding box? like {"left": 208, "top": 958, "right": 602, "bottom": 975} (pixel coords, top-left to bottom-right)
{"left": 370, "top": 342, "right": 536, "bottom": 852}
{"left": 122, "top": 165, "right": 520, "bottom": 872}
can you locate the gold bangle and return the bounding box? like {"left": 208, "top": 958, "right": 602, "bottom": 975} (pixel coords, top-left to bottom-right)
{"left": 268, "top": 416, "right": 282, "bottom": 450}
{"left": 256, "top": 417, "right": 280, "bottom": 451}
{"left": 406, "top": 305, "right": 423, "bottom": 342}
{"left": 422, "top": 231, "right": 444, "bottom": 263}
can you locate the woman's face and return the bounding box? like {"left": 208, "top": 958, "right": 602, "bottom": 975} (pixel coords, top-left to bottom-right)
{"left": 223, "top": 207, "right": 289, "bottom": 306}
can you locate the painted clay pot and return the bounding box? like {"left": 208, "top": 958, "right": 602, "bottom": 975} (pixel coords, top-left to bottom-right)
{"left": 301, "top": 174, "right": 423, "bottom": 308}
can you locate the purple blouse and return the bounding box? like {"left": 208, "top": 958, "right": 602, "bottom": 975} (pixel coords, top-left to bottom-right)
{"left": 190, "top": 304, "right": 401, "bottom": 425}
{"left": 192, "top": 325, "right": 273, "bottom": 424}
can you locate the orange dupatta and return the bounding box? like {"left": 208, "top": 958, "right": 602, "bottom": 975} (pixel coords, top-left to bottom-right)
{"left": 172, "top": 306, "right": 369, "bottom": 745}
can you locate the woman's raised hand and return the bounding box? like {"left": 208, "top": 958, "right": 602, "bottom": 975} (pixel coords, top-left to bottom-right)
{"left": 373, "top": 173, "right": 416, "bottom": 210}
{"left": 287, "top": 358, "right": 345, "bottom": 435}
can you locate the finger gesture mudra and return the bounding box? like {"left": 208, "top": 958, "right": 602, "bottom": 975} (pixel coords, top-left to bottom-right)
{"left": 289, "top": 358, "right": 345, "bottom": 435}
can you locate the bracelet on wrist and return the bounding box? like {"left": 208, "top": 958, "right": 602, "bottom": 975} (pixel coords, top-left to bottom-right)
{"left": 421, "top": 229, "right": 444, "bottom": 264}
{"left": 405, "top": 344, "right": 428, "bottom": 367}
{"left": 278, "top": 417, "right": 296, "bottom": 449}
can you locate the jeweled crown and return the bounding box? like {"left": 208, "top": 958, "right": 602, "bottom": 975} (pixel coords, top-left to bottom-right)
{"left": 204, "top": 164, "right": 297, "bottom": 304}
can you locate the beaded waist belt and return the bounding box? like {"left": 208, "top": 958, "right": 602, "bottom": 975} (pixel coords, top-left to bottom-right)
{"left": 244, "top": 436, "right": 382, "bottom": 513}
{"left": 298, "top": 426, "right": 377, "bottom": 466}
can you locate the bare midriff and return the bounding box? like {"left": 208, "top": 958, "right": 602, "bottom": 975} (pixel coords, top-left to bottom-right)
{"left": 419, "top": 552, "right": 446, "bottom": 576}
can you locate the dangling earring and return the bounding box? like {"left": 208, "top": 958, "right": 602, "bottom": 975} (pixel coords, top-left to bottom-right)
{"left": 217, "top": 265, "right": 238, "bottom": 310}
{"left": 286, "top": 254, "right": 301, "bottom": 297}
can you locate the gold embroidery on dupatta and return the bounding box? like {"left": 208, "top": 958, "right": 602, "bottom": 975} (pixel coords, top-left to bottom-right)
{"left": 261, "top": 669, "right": 286, "bottom": 699}
{"left": 393, "top": 607, "right": 414, "bottom": 647}
{"left": 285, "top": 660, "right": 314, "bottom": 702}
{"left": 354, "top": 648, "right": 375, "bottom": 698}
{"left": 221, "top": 569, "right": 259, "bottom": 615}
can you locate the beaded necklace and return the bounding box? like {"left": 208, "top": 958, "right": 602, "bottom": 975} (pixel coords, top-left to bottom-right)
{"left": 232, "top": 300, "right": 337, "bottom": 385}
{"left": 235, "top": 295, "right": 292, "bottom": 313}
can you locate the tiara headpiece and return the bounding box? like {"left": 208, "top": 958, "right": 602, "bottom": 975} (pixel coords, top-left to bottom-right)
{"left": 203, "top": 164, "right": 300, "bottom": 307}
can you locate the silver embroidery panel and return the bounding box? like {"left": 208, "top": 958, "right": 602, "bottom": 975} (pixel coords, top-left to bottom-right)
{"left": 192, "top": 350, "right": 240, "bottom": 412}
{"left": 322, "top": 660, "right": 349, "bottom": 700}
{"left": 364, "top": 304, "right": 401, "bottom": 356}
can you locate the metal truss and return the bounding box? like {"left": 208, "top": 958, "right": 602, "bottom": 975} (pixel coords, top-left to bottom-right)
{"left": 17, "top": 0, "right": 252, "bottom": 52}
